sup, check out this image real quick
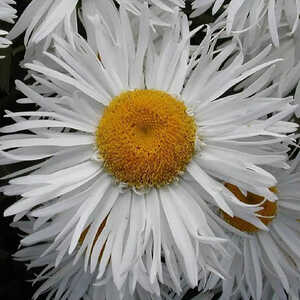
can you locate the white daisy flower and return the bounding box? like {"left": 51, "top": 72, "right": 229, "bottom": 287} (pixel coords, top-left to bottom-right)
{"left": 208, "top": 154, "right": 300, "bottom": 300}
{"left": 1, "top": 3, "right": 298, "bottom": 295}
{"left": 0, "top": 0, "right": 16, "bottom": 58}
{"left": 192, "top": 0, "right": 300, "bottom": 47}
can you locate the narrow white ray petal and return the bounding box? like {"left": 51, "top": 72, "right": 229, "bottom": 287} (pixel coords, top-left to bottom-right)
{"left": 160, "top": 188, "right": 198, "bottom": 287}
{"left": 69, "top": 175, "right": 111, "bottom": 253}
{"left": 187, "top": 161, "right": 233, "bottom": 216}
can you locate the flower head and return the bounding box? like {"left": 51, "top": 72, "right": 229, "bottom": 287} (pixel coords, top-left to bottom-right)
{"left": 212, "top": 153, "right": 300, "bottom": 299}
{"left": 1, "top": 3, "right": 298, "bottom": 296}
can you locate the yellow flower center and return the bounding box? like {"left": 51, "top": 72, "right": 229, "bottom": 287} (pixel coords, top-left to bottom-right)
{"left": 221, "top": 183, "right": 278, "bottom": 233}
{"left": 96, "top": 90, "right": 197, "bottom": 189}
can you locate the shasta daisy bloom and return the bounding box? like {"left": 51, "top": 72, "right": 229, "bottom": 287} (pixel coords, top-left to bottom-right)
{"left": 1, "top": 3, "right": 298, "bottom": 294}
{"left": 192, "top": 0, "right": 300, "bottom": 47}
{"left": 208, "top": 154, "right": 300, "bottom": 300}
{"left": 0, "top": 0, "right": 16, "bottom": 58}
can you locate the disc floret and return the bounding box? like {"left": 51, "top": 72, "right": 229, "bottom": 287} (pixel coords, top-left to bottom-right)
{"left": 96, "top": 90, "right": 197, "bottom": 189}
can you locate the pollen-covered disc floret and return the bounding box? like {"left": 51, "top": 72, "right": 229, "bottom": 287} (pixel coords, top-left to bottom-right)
{"left": 221, "top": 183, "right": 278, "bottom": 233}
{"left": 96, "top": 89, "right": 197, "bottom": 189}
